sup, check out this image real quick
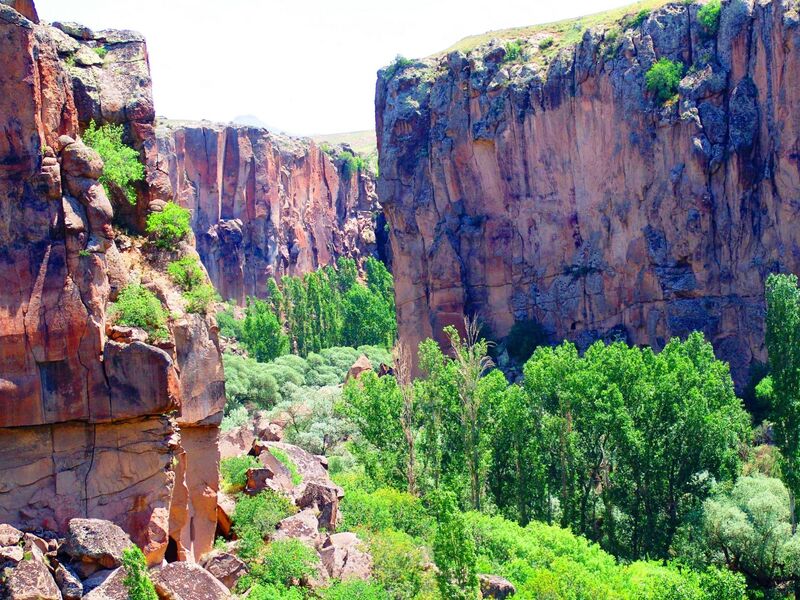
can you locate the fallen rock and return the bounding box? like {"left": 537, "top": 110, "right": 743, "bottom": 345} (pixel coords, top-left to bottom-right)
{"left": 219, "top": 427, "right": 256, "bottom": 460}
{"left": 22, "top": 533, "right": 48, "bottom": 555}
{"left": 200, "top": 551, "right": 248, "bottom": 590}
{"left": 245, "top": 467, "right": 293, "bottom": 496}
{"left": 266, "top": 443, "right": 329, "bottom": 483}
{"left": 0, "top": 545, "right": 24, "bottom": 567}
{"left": 273, "top": 509, "right": 320, "bottom": 545}
{"left": 479, "top": 574, "right": 516, "bottom": 599}
{"left": 345, "top": 354, "right": 372, "bottom": 382}
{"left": 318, "top": 532, "right": 372, "bottom": 581}
{"left": 253, "top": 412, "right": 283, "bottom": 442}
{"left": 53, "top": 561, "right": 83, "bottom": 599}
{"left": 296, "top": 482, "right": 343, "bottom": 531}
{"left": 81, "top": 568, "right": 127, "bottom": 600}
{"left": 4, "top": 558, "right": 61, "bottom": 600}
{"left": 153, "top": 561, "right": 231, "bottom": 599}
{"left": 61, "top": 518, "right": 132, "bottom": 575}
{"left": 216, "top": 493, "right": 235, "bottom": 538}
{"left": 0, "top": 524, "right": 23, "bottom": 546}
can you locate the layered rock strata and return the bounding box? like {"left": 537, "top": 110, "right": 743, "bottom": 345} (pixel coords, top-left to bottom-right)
{"left": 154, "top": 121, "right": 381, "bottom": 303}
{"left": 0, "top": 3, "right": 224, "bottom": 564}
{"left": 376, "top": 0, "right": 800, "bottom": 385}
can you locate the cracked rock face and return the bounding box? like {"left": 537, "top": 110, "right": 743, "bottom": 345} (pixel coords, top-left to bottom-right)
{"left": 153, "top": 120, "right": 382, "bottom": 303}
{"left": 377, "top": 0, "right": 800, "bottom": 386}
{"left": 0, "top": 3, "right": 224, "bottom": 565}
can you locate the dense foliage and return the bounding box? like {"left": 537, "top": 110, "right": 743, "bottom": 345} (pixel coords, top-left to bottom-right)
{"left": 121, "top": 545, "right": 158, "bottom": 600}
{"left": 110, "top": 284, "right": 168, "bottom": 340}
{"left": 81, "top": 120, "right": 144, "bottom": 205}
{"left": 145, "top": 201, "right": 192, "bottom": 249}
{"left": 645, "top": 58, "right": 684, "bottom": 103}
{"left": 697, "top": 0, "right": 721, "bottom": 35}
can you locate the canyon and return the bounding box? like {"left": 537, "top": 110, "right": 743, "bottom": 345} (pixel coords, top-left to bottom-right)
{"left": 377, "top": 0, "right": 800, "bottom": 386}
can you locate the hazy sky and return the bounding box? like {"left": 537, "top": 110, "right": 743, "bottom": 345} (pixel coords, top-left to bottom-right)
{"left": 36, "top": 0, "right": 636, "bottom": 135}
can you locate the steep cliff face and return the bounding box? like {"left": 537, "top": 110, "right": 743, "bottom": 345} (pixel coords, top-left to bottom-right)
{"left": 377, "top": 0, "right": 800, "bottom": 384}
{"left": 0, "top": 4, "right": 224, "bottom": 564}
{"left": 154, "top": 121, "right": 381, "bottom": 303}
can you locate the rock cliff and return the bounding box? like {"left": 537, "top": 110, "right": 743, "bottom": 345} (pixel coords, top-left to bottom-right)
{"left": 0, "top": 4, "right": 224, "bottom": 564}
{"left": 154, "top": 121, "right": 381, "bottom": 304}
{"left": 376, "top": 0, "right": 800, "bottom": 385}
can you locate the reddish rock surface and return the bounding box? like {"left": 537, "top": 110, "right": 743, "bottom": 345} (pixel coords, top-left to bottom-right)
{"left": 0, "top": 3, "right": 223, "bottom": 565}
{"left": 154, "top": 120, "right": 382, "bottom": 303}
{"left": 377, "top": 0, "right": 800, "bottom": 385}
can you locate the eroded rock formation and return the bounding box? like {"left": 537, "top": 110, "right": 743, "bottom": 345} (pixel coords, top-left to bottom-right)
{"left": 0, "top": 3, "right": 224, "bottom": 564}
{"left": 154, "top": 120, "right": 381, "bottom": 303}
{"left": 377, "top": 0, "right": 800, "bottom": 385}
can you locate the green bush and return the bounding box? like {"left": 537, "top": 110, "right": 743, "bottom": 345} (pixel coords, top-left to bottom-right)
{"left": 184, "top": 283, "right": 218, "bottom": 315}
{"left": 629, "top": 8, "right": 651, "bottom": 29}
{"left": 93, "top": 46, "right": 108, "bottom": 59}
{"left": 240, "top": 539, "right": 318, "bottom": 588}
{"left": 247, "top": 583, "right": 305, "bottom": 600}
{"left": 81, "top": 120, "right": 144, "bottom": 205}
{"left": 505, "top": 319, "right": 548, "bottom": 363}
{"left": 339, "top": 150, "right": 367, "bottom": 179}
{"left": 321, "top": 580, "right": 390, "bottom": 600}
{"left": 697, "top": 0, "right": 721, "bottom": 35}
{"left": 384, "top": 54, "right": 414, "bottom": 80}
{"left": 537, "top": 37, "right": 554, "bottom": 51}
{"left": 340, "top": 487, "right": 433, "bottom": 540}
{"left": 272, "top": 354, "right": 310, "bottom": 376}
{"left": 367, "top": 529, "right": 428, "bottom": 600}
{"left": 110, "top": 284, "right": 169, "bottom": 340}
{"left": 645, "top": 58, "right": 684, "bottom": 103}
{"left": 220, "top": 455, "right": 260, "bottom": 493}
{"left": 223, "top": 353, "right": 282, "bottom": 409}
{"left": 504, "top": 40, "right": 524, "bottom": 62}
{"left": 167, "top": 256, "right": 204, "bottom": 291}
{"left": 221, "top": 405, "right": 250, "bottom": 432}
{"left": 233, "top": 492, "right": 297, "bottom": 560}
{"left": 121, "top": 545, "right": 158, "bottom": 600}
{"left": 242, "top": 298, "right": 290, "bottom": 362}
{"left": 146, "top": 202, "right": 192, "bottom": 249}
{"left": 217, "top": 305, "right": 244, "bottom": 339}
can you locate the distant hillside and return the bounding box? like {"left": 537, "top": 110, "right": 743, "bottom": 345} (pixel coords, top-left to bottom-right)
{"left": 311, "top": 130, "right": 377, "bottom": 157}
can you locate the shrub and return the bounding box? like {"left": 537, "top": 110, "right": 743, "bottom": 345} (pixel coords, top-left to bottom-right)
{"left": 224, "top": 353, "right": 282, "bottom": 408}
{"left": 82, "top": 120, "right": 144, "bottom": 205}
{"left": 537, "top": 37, "right": 554, "bottom": 51}
{"left": 221, "top": 405, "right": 250, "bottom": 432}
{"left": 272, "top": 354, "right": 310, "bottom": 376}
{"left": 146, "top": 201, "right": 191, "bottom": 249}
{"left": 384, "top": 54, "right": 414, "bottom": 80}
{"left": 629, "top": 8, "right": 651, "bottom": 29}
{"left": 505, "top": 319, "right": 548, "bottom": 363}
{"left": 121, "top": 545, "right": 157, "bottom": 600}
{"left": 504, "top": 40, "right": 523, "bottom": 62}
{"left": 697, "top": 0, "right": 721, "bottom": 35}
{"left": 217, "top": 305, "right": 244, "bottom": 339}
{"left": 93, "top": 46, "right": 108, "bottom": 59}
{"left": 340, "top": 487, "right": 433, "bottom": 539}
{"left": 110, "top": 284, "right": 169, "bottom": 340}
{"left": 247, "top": 583, "right": 305, "bottom": 600}
{"left": 321, "top": 580, "right": 390, "bottom": 600}
{"left": 368, "top": 529, "right": 428, "bottom": 600}
{"left": 645, "top": 58, "right": 684, "bottom": 103}
{"left": 233, "top": 492, "right": 297, "bottom": 560}
{"left": 243, "top": 539, "right": 318, "bottom": 588}
{"left": 339, "top": 150, "right": 367, "bottom": 179}
{"left": 242, "top": 298, "right": 290, "bottom": 362}
{"left": 167, "top": 256, "right": 204, "bottom": 291}
{"left": 220, "top": 455, "right": 260, "bottom": 493}
{"left": 268, "top": 448, "right": 302, "bottom": 486}
{"left": 184, "top": 283, "right": 218, "bottom": 315}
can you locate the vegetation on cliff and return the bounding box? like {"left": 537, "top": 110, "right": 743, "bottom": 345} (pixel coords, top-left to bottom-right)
{"left": 81, "top": 120, "right": 144, "bottom": 205}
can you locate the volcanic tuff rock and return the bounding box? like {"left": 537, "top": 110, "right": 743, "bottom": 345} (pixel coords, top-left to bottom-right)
{"left": 0, "top": 2, "right": 224, "bottom": 564}
{"left": 377, "top": 0, "right": 800, "bottom": 385}
{"left": 154, "top": 120, "right": 382, "bottom": 303}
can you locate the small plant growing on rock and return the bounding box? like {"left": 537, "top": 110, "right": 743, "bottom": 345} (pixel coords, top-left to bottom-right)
{"left": 233, "top": 492, "right": 297, "bottom": 560}
{"left": 384, "top": 54, "right": 413, "bottom": 80}
{"left": 93, "top": 46, "right": 108, "bottom": 59}
{"left": 504, "top": 40, "right": 524, "bottom": 62}
{"left": 220, "top": 455, "right": 261, "bottom": 493}
{"left": 145, "top": 201, "right": 192, "bottom": 249}
{"left": 184, "top": 283, "right": 219, "bottom": 315}
{"left": 121, "top": 545, "right": 158, "bottom": 600}
{"left": 538, "top": 37, "right": 554, "bottom": 51}
{"left": 167, "top": 256, "right": 204, "bottom": 291}
{"left": 110, "top": 284, "right": 169, "bottom": 340}
{"left": 339, "top": 150, "right": 366, "bottom": 179}
{"left": 645, "top": 58, "right": 684, "bottom": 103}
{"left": 81, "top": 120, "right": 144, "bottom": 205}
{"left": 698, "top": 0, "right": 722, "bottom": 35}
{"left": 268, "top": 448, "right": 302, "bottom": 486}
{"left": 628, "top": 9, "right": 651, "bottom": 29}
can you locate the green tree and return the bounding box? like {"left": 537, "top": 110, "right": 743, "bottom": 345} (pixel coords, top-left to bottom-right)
{"left": 110, "top": 284, "right": 169, "bottom": 340}
{"left": 342, "top": 284, "right": 394, "bottom": 348}
{"left": 241, "top": 298, "right": 289, "bottom": 362}
{"left": 82, "top": 120, "right": 144, "bottom": 205}
{"left": 432, "top": 490, "right": 478, "bottom": 600}
{"left": 121, "top": 545, "right": 158, "bottom": 600}
{"left": 697, "top": 0, "right": 721, "bottom": 35}
{"left": 645, "top": 58, "right": 684, "bottom": 103}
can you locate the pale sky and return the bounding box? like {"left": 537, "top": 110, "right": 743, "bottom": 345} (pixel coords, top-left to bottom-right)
{"left": 36, "top": 0, "right": 636, "bottom": 135}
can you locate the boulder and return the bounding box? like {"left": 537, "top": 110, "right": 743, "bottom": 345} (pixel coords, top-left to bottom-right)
{"left": 296, "top": 482, "right": 343, "bottom": 531}
{"left": 218, "top": 427, "right": 256, "bottom": 460}
{"left": 266, "top": 443, "right": 329, "bottom": 483}
{"left": 345, "top": 355, "right": 373, "bottom": 382}
{"left": 479, "top": 574, "right": 516, "bottom": 599}
{"left": 61, "top": 518, "right": 132, "bottom": 575}
{"left": 318, "top": 532, "right": 372, "bottom": 581}
{"left": 0, "top": 545, "right": 25, "bottom": 567}
{"left": 200, "top": 551, "right": 248, "bottom": 590}
{"left": 4, "top": 558, "right": 61, "bottom": 600}
{"left": 81, "top": 568, "right": 128, "bottom": 600}
{"left": 0, "top": 524, "right": 23, "bottom": 546}
{"left": 216, "top": 493, "right": 236, "bottom": 538}
{"left": 253, "top": 412, "right": 283, "bottom": 442}
{"left": 153, "top": 561, "right": 231, "bottom": 599}
{"left": 273, "top": 509, "right": 320, "bottom": 545}
{"left": 53, "top": 561, "right": 83, "bottom": 599}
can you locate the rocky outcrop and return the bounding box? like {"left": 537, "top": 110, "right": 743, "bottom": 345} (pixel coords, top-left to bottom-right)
{"left": 376, "top": 0, "right": 800, "bottom": 385}
{"left": 154, "top": 120, "right": 381, "bottom": 303}
{"left": 0, "top": 2, "right": 224, "bottom": 564}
